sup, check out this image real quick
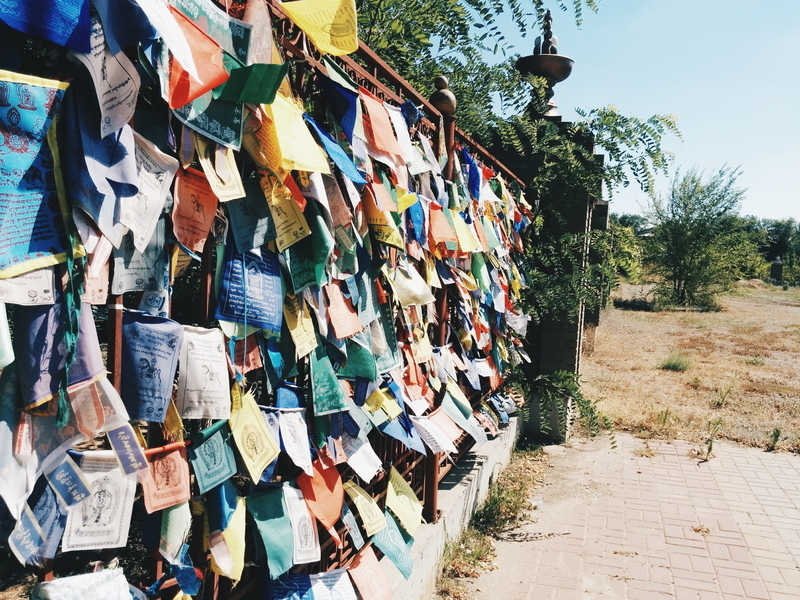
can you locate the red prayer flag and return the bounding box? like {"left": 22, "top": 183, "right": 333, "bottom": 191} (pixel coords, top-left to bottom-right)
{"left": 167, "top": 6, "right": 229, "bottom": 110}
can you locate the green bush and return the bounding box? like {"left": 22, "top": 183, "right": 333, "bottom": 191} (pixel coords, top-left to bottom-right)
{"left": 659, "top": 353, "right": 693, "bottom": 372}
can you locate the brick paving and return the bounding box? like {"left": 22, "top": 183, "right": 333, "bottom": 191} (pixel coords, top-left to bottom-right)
{"left": 467, "top": 433, "right": 800, "bottom": 599}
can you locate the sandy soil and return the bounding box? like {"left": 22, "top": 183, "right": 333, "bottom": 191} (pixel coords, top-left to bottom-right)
{"left": 580, "top": 283, "right": 800, "bottom": 449}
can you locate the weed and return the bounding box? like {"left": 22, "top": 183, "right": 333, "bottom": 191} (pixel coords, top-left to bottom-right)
{"left": 710, "top": 384, "right": 734, "bottom": 409}
{"left": 766, "top": 427, "right": 782, "bottom": 452}
{"left": 441, "top": 528, "right": 496, "bottom": 579}
{"left": 435, "top": 446, "right": 547, "bottom": 597}
{"left": 656, "top": 407, "right": 671, "bottom": 426}
{"left": 472, "top": 475, "right": 530, "bottom": 535}
{"left": 659, "top": 352, "right": 693, "bottom": 372}
{"left": 703, "top": 418, "right": 725, "bottom": 460}
{"left": 532, "top": 371, "right": 616, "bottom": 447}
{"left": 634, "top": 444, "right": 656, "bottom": 458}
{"left": 743, "top": 355, "right": 766, "bottom": 366}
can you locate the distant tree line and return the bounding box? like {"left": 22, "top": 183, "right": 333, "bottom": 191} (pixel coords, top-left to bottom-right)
{"left": 610, "top": 168, "right": 799, "bottom": 310}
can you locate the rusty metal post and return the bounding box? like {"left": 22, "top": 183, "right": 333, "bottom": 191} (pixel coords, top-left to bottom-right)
{"left": 200, "top": 234, "right": 215, "bottom": 327}
{"left": 106, "top": 255, "right": 124, "bottom": 393}
{"left": 442, "top": 114, "right": 456, "bottom": 183}
{"left": 429, "top": 76, "right": 457, "bottom": 183}
{"left": 423, "top": 450, "right": 440, "bottom": 523}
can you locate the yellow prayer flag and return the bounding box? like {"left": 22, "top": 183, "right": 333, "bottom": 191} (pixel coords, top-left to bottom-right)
{"left": 361, "top": 185, "right": 404, "bottom": 249}
{"left": 424, "top": 255, "right": 441, "bottom": 289}
{"left": 284, "top": 294, "right": 318, "bottom": 358}
{"left": 242, "top": 116, "right": 286, "bottom": 178}
{"left": 230, "top": 391, "right": 280, "bottom": 480}
{"left": 280, "top": 0, "right": 358, "bottom": 56}
{"left": 163, "top": 400, "right": 185, "bottom": 442}
{"left": 343, "top": 481, "right": 387, "bottom": 536}
{"left": 386, "top": 467, "right": 423, "bottom": 535}
{"left": 381, "top": 393, "right": 403, "bottom": 420}
{"left": 209, "top": 496, "right": 246, "bottom": 582}
{"left": 396, "top": 188, "right": 419, "bottom": 212}
{"left": 266, "top": 94, "right": 331, "bottom": 173}
{"left": 263, "top": 177, "right": 312, "bottom": 251}
{"left": 450, "top": 210, "right": 481, "bottom": 253}
{"left": 496, "top": 336, "right": 509, "bottom": 361}
{"left": 365, "top": 388, "right": 387, "bottom": 412}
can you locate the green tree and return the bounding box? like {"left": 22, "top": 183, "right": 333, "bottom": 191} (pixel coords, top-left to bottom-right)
{"left": 608, "top": 219, "right": 643, "bottom": 282}
{"left": 646, "top": 167, "right": 764, "bottom": 308}
{"left": 758, "top": 218, "right": 800, "bottom": 262}
{"left": 612, "top": 212, "right": 649, "bottom": 235}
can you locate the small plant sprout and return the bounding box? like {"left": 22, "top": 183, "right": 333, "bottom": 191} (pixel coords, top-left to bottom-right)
{"left": 634, "top": 441, "right": 656, "bottom": 458}
{"left": 766, "top": 427, "right": 781, "bottom": 452}
{"left": 703, "top": 417, "right": 725, "bottom": 461}
{"left": 743, "top": 355, "right": 765, "bottom": 366}
{"left": 710, "top": 384, "right": 734, "bottom": 409}
{"left": 656, "top": 407, "right": 671, "bottom": 426}
{"left": 659, "top": 352, "right": 693, "bottom": 372}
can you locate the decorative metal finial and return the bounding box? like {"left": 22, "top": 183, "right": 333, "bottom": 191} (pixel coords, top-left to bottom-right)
{"left": 515, "top": 10, "right": 573, "bottom": 118}
{"left": 429, "top": 75, "right": 457, "bottom": 116}
{"left": 536, "top": 10, "right": 558, "bottom": 55}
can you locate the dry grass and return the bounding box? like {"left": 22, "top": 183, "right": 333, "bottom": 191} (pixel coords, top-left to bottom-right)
{"left": 582, "top": 283, "right": 800, "bottom": 450}
{"left": 434, "top": 447, "right": 548, "bottom": 599}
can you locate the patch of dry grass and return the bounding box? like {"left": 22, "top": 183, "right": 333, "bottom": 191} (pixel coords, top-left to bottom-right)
{"left": 434, "top": 446, "right": 548, "bottom": 599}
{"left": 583, "top": 283, "right": 800, "bottom": 450}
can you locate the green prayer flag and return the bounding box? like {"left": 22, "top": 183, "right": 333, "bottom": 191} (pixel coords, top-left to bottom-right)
{"left": 217, "top": 63, "right": 290, "bottom": 105}
{"left": 310, "top": 342, "right": 348, "bottom": 416}
{"left": 337, "top": 338, "right": 377, "bottom": 382}
{"left": 247, "top": 487, "right": 295, "bottom": 578}
{"left": 372, "top": 510, "right": 413, "bottom": 579}
{"left": 189, "top": 420, "right": 237, "bottom": 494}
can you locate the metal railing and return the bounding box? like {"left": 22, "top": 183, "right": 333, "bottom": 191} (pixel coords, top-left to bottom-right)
{"left": 27, "top": 1, "right": 524, "bottom": 595}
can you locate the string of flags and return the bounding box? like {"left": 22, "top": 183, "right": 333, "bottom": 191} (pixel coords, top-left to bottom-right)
{"left": 0, "top": 0, "right": 532, "bottom": 597}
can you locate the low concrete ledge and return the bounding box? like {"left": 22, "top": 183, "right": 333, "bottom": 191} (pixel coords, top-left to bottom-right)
{"left": 386, "top": 417, "right": 520, "bottom": 600}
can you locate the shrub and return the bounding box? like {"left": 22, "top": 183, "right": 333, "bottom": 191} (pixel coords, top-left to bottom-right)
{"left": 659, "top": 353, "right": 693, "bottom": 372}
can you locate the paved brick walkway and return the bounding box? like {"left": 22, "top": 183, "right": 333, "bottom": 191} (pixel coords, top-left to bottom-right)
{"left": 467, "top": 433, "right": 800, "bottom": 599}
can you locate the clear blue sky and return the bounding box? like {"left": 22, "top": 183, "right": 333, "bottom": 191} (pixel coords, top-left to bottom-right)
{"left": 502, "top": 0, "right": 800, "bottom": 220}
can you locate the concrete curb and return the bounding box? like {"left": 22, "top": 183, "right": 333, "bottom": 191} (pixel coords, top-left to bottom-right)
{"left": 386, "top": 417, "right": 520, "bottom": 600}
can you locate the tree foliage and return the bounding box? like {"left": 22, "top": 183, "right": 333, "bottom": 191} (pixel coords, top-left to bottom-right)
{"left": 607, "top": 220, "right": 643, "bottom": 282}
{"left": 612, "top": 212, "right": 649, "bottom": 236}
{"left": 356, "top": 1, "right": 681, "bottom": 204}
{"left": 574, "top": 107, "right": 680, "bottom": 198}
{"left": 516, "top": 219, "right": 615, "bottom": 323}
{"left": 502, "top": 114, "right": 677, "bottom": 323}
{"left": 356, "top": 0, "right": 600, "bottom": 139}
{"left": 492, "top": 108, "right": 679, "bottom": 205}
{"left": 757, "top": 218, "right": 800, "bottom": 262}
{"left": 646, "top": 167, "right": 765, "bottom": 308}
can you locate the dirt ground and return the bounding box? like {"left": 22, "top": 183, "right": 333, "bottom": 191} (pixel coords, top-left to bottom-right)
{"left": 580, "top": 282, "right": 800, "bottom": 450}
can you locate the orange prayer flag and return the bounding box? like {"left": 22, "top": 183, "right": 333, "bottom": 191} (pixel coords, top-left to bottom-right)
{"left": 359, "top": 87, "right": 405, "bottom": 159}
{"left": 167, "top": 6, "right": 229, "bottom": 110}
{"left": 173, "top": 167, "right": 218, "bottom": 253}
{"left": 428, "top": 203, "right": 458, "bottom": 248}
{"left": 348, "top": 544, "right": 392, "bottom": 600}
{"left": 372, "top": 179, "right": 396, "bottom": 211}
{"left": 325, "top": 281, "right": 363, "bottom": 339}
{"left": 297, "top": 459, "right": 344, "bottom": 546}
{"left": 283, "top": 173, "right": 307, "bottom": 211}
